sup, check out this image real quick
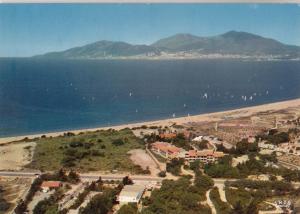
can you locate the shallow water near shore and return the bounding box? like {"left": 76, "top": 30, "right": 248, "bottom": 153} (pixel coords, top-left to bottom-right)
{"left": 0, "top": 58, "right": 300, "bottom": 137}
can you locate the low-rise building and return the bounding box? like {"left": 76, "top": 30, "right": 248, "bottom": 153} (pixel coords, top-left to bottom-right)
{"left": 41, "top": 181, "right": 62, "bottom": 193}
{"left": 118, "top": 185, "right": 145, "bottom": 204}
{"left": 185, "top": 149, "right": 224, "bottom": 163}
{"left": 151, "top": 142, "right": 182, "bottom": 159}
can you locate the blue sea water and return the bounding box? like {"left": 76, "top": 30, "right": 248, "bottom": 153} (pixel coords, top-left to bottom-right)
{"left": 0, "top": 58, "right": 300, "bottom": 137}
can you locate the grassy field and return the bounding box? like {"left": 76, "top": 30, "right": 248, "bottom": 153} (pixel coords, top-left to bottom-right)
{"left": 27, "top": 128, "right": 144, "bottom": 173}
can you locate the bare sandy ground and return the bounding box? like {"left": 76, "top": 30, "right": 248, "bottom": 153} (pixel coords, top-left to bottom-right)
{"left": 1, "top": 98, "right": 300, "bottom": 145}
{"left": 0, "top": 177, "right": 33, "bottom": 212}
{"left": 128, "top": 149, "right": 160, "bottom": 176}
{"left": 0, "top": 142, "right": 36, "bottom": 170}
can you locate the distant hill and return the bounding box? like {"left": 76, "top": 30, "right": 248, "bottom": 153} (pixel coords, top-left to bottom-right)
{"left": 41, "top": 40, "right": 161, "bottom": 58}
{"left": 37, "top": 31, "right": 300, "bottom": 60}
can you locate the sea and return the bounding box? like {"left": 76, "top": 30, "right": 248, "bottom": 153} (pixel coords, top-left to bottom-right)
{"left": 0, "top": 58, "right": 300, "bottom": 137}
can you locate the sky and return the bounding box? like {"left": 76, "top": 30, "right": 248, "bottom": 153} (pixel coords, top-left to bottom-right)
{"left": 0, "top": 4, "right": 300, "bottom": 57}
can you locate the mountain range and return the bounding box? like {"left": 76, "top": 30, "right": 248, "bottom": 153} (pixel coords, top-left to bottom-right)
{"left": 38, "top": 31, "right": 300, "bottom": 60}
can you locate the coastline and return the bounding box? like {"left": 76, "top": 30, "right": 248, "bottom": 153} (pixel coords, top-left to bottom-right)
{"left": 1, "top": 98, "right": 300, "bottom": 144}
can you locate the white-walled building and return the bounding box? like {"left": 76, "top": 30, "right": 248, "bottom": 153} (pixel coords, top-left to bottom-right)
{"left": 118, "top": 185, "right": 145, "bottom": 204}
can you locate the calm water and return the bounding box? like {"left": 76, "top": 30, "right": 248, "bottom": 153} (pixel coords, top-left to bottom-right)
{"left": 0, "top": 58, "right": 300, "bottom": 137}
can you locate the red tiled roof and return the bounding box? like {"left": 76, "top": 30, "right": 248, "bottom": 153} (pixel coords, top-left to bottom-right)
{"left": 152, "top": 142, "right": 181, "bottom": 154}
{"left": 159, "top": 133, "right": 177, "bottom": 139}
{"left": 186, "top": 150, "right": 224, "bottom": 158}
{"left": 41, "top": 181, "right": 61, "bottom": 188}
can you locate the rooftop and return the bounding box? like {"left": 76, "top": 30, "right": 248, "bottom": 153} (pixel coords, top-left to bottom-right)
{"left": 159, "top": 133, "right": 177, "bottom": 139}
{"left": 186, "top": 149, "right": 224, "bottom": 158}
{"left": 152, "top": 142, "right": 181, "bottom": 154}
{"left": 119, "top": 184, "right": 145, "bottom": 198}
{"left": 41, "top": 181, "right": 61, "bottom": 188}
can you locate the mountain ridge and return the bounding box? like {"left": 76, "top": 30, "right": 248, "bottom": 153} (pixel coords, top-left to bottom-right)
{"left": 37, "top": 31, "right": 300, "bottom": 60}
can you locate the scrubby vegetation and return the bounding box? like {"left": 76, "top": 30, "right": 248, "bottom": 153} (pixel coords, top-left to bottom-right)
{"left": 15, "top": 170, "right": 81, "bottom": 214}
{"left": 256, "top": 130, "right": 289, "bottom": 145}
{"left": 141, "top": 177, "right": 211, "bottom": 214}
{"left": 225, "top": 187, "right": 254, "bottom": 210}
{"left": 28, "top": 129, "right": 144, "bottom": 172}
{"left": 217, "top": 139, "right": 259, "bottom": 156}
{"left": 79, "top": 188, "right": 119, "bottom": 214}
{"left": 117, "top": 203, "right": 138, "bottom": 214}
{"left": 33, "top": 188, "right": 66, "bottom": 214}
{"left": 0, "top": 186, "right": 12, "bottom": 213}
{"left": 166, "top": 158, "right": 184, "bottom": 176}
{"left": 224, "top": 179, "right": 298, "bottom": 213}
{"left": 226, "top": 179, "right": 294, "bottom": 194}
{"left": 205, "top": 152, "right": 300, "bottom": 182}
{"left": 210, "top": 187, "right": 232, "bottom": 214}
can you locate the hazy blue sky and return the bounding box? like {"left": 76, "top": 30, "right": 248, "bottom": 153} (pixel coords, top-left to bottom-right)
{"left": 0, "top": 4, "right": 300, "bottom": 57}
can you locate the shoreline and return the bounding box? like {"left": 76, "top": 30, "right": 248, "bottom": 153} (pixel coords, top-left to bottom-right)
{"left": 1, "top": 98, "right": 300, "bottom": 144}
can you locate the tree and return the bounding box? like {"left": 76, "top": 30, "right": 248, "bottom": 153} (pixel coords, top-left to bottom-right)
{"left": 189, "top": 160, "right": 200, "bottom": 172}
{"left": 197, "top": 140, "right": 209, "bottom": 149}
{"left": 194, "top": 173, "right": 214, "bottom": 192}
{"left": 68, "top": 170, "right": 80, "bottom": 183}
{"left": 57, "top": 168, "right": 68, "bottom": 181}
{"left": 141, "top": 177, "right": 211, "bottom": 214}
{"left": 233, "top": 201, "right": 244, "bottom": 214}
{"left": 80, "top": 189, "right": 118, "bottom": 214}
{"left": 14, "top": 200, "right": 27, "bottom": 214}
{"left": 158, "top": 171, "right": 166, "bottom": 177}
{"left": 246, "top": 200, "right": 259, "bottom": 214}
{"left": 122, "top": 176, "right": 133, "bottom": 185}
{"left": 166, "top": 158, "right": 184, "bottom": 176}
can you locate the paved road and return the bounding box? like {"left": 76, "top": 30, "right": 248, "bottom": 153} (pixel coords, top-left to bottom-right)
{"left": 0, "top": 171, "right": 163, "bottom": 182}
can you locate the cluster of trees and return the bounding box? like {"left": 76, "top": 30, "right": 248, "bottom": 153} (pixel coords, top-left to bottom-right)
{"left": 117, "top": 203, "right": 138, "bottom": 214}
{"left": 205, "top": 153, "right": 291, "bottom": 180}
{"left": 15, "top": 170, "right": 80, "bottom": 214}
{"left": 15, "top": 176, "right": 44, "bottom": 214}
{"left": 170, "top": 133, "right": 192, "bottom": 150}
{"left": 195, "top": 140, "right": 209, "bottom": 150}
{"left": 79, "top": 188, "right": 119, "bottom": 214}
{"left": 166, "top": 158, "right": 184, "bottom": 176}
{"left": 225, "top": 179, "right": 296, "bottom": 214}
{"left": 217, "top": 139, "right": 259, "bottom": 156}
{"left": 204, "top": 155, "right": 241, "bottom": 178}
{"left": 256, "top": 130, "right": 290, "bottom": 145}
{"left": 225, "top": 187, "right": 258, "bottom": 214}
{"left": 131, "top": 165, "right": 151, "bottom": 175}
{"left": 141, "top": 177, "right": 211, "bottom": 214}
{"left": 43, "top": 169, "right": 81, "bottom": 184}
{"left": 70, "top": 178, "right": 104, "bottom": 210}
{"left": 226, "top": 179, "right": 294, "bottom": 194}
{"left": 33, "top": 188, "right": 66, "bottom": 214}
{"left": 144, "top": 132, "right": 191, "bottom": 150}
{"left": 210, "top": 187, "right": 232, "bottom": 214}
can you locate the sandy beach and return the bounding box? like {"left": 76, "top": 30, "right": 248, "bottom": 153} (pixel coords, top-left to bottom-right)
{"left": 1, "top": 98, "right": 300, "bottom": 145}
